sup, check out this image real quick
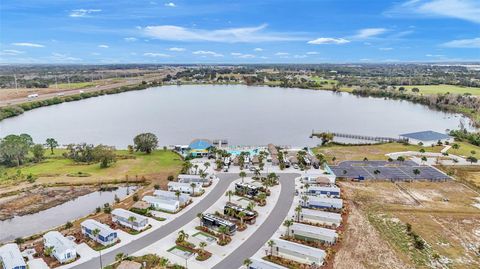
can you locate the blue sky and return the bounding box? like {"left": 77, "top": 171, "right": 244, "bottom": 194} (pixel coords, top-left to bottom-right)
{"left": 0, "top": 0, "right": 479, "bottom": 64}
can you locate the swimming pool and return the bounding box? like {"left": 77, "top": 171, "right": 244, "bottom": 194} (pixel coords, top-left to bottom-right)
{"left": 228, "top": 148, "right": 260, "bottom": 156}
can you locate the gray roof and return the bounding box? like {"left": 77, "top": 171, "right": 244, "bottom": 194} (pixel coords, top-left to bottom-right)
{"left": 143, "top": 195, "right": 179, "bottom": 206}
{"left": 271, "top": 238, "right": 326, "bottom": 259}
{"left": 111, "top": 208, "right": 148, "bottom": 222}
{"left": 0, "top": 243, "right": 26, "bottom": 269}
{"left": 81, "top": 219, "right": 116, "bottom": 237}
{"left": 249, "top": 258, "right": 285, "bottom": 269}
{"left": 291, "top": 223, "right": 338, "bottom": 239}
{"left": 43, "top": 231, "right": 76, "bottom": 254}
{"left": 399, "top": 130, "right": 450, "bottom": 141}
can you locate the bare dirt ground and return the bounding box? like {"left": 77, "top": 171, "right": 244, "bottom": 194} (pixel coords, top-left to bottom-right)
{"left": 335, "top": 181, "right": 480, "bottom": 269}
{"left": 0, "top": 186, "right": 95, "bottom": 220}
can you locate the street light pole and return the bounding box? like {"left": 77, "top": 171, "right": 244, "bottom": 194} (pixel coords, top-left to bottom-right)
{"left": 99, "top": 249, "right": 103, "bottom": 269}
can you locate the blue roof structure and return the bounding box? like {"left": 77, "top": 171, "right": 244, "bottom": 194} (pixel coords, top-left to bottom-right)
{"left": 189, "top": 139, "right": 213, "bottom": 150}
{"left": 399, "top": 131, "right": 450, "bottom": 141}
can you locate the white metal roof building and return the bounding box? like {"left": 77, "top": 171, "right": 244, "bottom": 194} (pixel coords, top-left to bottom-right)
{"left": 270, "top": 238, "right": 325, "bottom": 266}
{"left": 300, "top": 196, "right": 343, "bottom": 210}
{"left": 43, "top": 231, "right": 77, "bottom": 264}
{"left": 290, "top": 223, "right": 338, "bottom": 244}
{"left": 80, "top": 219, "right": 118, "bottom": 246}
{"left": 153, "top": 189, "right": 191, "bottom": 206}
{"left": 307, "top": 186, "right": 341, "bottom": 198}
{"left": 248, "top": 258, "right": 286, "bottom": 269}
{"left": 167, "top": 182, "right": 203, "bottom": 195}
{"left": 300, "top": 209, "right": 342, "bottom": 227}
{"left": 177, "top": 174, "right": 213, "bottom": 186}
{"left": 0, "top": 243, "right": 26, "bottom": 269}
{"left": 111, "top": 208, "right": 149, "bottom": 231}
{"left": 143, "top": 195, "right": 180, "bottom": 213}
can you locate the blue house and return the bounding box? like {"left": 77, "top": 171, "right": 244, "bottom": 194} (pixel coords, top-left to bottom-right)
{"left": 188, "top": 139, "right": 213, "bottom": 157}
{"left": 80, "top": 219, "right": 118, "bottom": 246}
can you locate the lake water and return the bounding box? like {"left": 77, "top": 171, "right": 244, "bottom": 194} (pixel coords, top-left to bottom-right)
{"left": 0, "top": 187, "right": 134, "bottom": 242}
{"left": 0, "top": 85, "right": 472, "bottom": 148}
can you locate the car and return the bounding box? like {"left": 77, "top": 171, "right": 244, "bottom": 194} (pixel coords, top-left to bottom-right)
{"left": 249, "top": 166, "right": 256, "bottom": 172}
{"left": 79, "top": 90, "right": 85, "bottom": 93}
{"left": 223, "top": 167, "right": 229, "bottom": 172}
{"left": 293, "top": 164, "right": 299, "bottom": 169}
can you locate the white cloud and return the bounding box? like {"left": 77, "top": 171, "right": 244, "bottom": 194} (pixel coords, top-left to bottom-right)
{"left": 275, "top": 52, "right": 289, "bottom": 56}
{"left": 293, "top": 54, "right": 307, "bottom": 59}
{"left": 192, "top": 50, "right": 223, "bottom": 57}
{"left": 0, "top": 50, "right": 24, "bottom": 56}
{"left": 165, "top": 2, "right": 176, "bottom": 7}
{"left": 231, "top": 52, "right": 255, "bottom": 58}
{"left": 306, "top": 51, "right": 319, "bottom": 55}
{"left": 379, "top": 47, "right": 394, "bottom": 51}
{"left": 391, "top": 0, "right": 480, "bottom": 24}
{"left": 354, "top": 28, "right": 387, "bottom": 39}
{"left": 442, "top": 37, "right": 480, "bottom": 48}
{"left": 143, "top": 52, "right": 171, "bottom": 57}
{"left": 168, "top": 47, "right": 186, "bottom": 52}
{"left": 50, "top": 53, "right": 81, "bottom": 62}
{"left": 69, "top": 9, "right": 101, "bottom": 18}
{"left": 124, "top": 37, "right": 137, "bottom": 42}
{"left": 12, "top": 42, "right": 44, "bottom": 48}
{"left": 426, "top": 54, "right": 445, "bottom": 57}
{"left": 143, "top": 24, "right": 302, "bottom": 43}
{"left": 98, "top": 44, "right": 109, "bottom": 48}
{"left": 307, "top": 37, "right": 350, "bottom": 45}
{"left": 253, "top": 48, "right": 263, "bottom": 52}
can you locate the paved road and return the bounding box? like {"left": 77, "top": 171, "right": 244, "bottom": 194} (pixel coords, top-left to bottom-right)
{"left": 212, "top": 173, "right": 297, "bottom": 269}
{"left": 71, "top": 173, "right": 297, "bottom": 269}
{"left": 71, "top": 173, "right": 239, "bottom": 269}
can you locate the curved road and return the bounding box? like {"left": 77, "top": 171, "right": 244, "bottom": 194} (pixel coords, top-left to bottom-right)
{"left": 71, "top": 173, "right": 297, "bottom": 269}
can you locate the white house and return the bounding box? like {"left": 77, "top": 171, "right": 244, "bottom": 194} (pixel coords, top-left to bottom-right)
{"left": 248, "top": 258, "right": 285, "bottom": 269}
{"left": 167, "top": 182, "right": 203, "bottom": 195}
{"left": 43, "top": 231, "right": 77, "bottom": 264}
{"left": 300, "top": 196, "right": 343, "bottom": 210}
{"left": 80, "top": 219, "right": 118, "bottom": 246}
{"left": 177, "top": 174, "right": 213, "bottom": 186}
{"left": 0, "top": 243, "right": 26, "bottom": 269}
{"left": 143, "top": 195, "right": 180, "bottom": 213}
{"left": 111, "top": 208, "right": 149, "bottom": 231}
{"left": 270, "top": 238, "right": 325, "bottom": 266}
{"left": 399, "top": 130, "right": 453, "bottom": 147}
{"left": 153, "top": 189, "right": 191, "bottom": 206}
{"left": 306, "top": 186, "right": 341, "bottom": 198}
{"left": 290, "top": 223, "right": 338, "bottom": 244}
{"left": 299, "top": 208, "right": 342, "bottom": 227}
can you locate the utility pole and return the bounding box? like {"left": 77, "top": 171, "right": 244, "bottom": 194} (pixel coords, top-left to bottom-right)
{"left": 67, "top": 74, "right": 71, "bottom": 89}
{"left": 99, "top": 249, "right": 103, "bottom": 269}
{"left": 13, "top": 73, "right": 18, "bottom": 92}
{"left": 54, "top": 74, "right": 58, "bottom": 89}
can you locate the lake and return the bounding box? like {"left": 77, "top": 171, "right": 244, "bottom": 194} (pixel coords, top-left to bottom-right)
{"left": 0, "top": 187, "right": 134, "bottom": 242}
{"left": 0, "top": 85, "right": 472, "bottom": 148}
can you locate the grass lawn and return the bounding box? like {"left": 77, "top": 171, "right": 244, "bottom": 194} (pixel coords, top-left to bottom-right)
{"left": 0, "top": 149, "right": 183, "bottom": 185}
{"left": 53, "top": 82, "right": 96, "bottom": 89}
{"left": 398, "top": 84, "right": 480, "bottom": 96}
{"left": 447, "top": 141, "right": 480, "bottom": 157}
{"left": 311, "top": 76, "right": 353, "bottom": 92}
{"left": 313, "top": 143, "right": 443, "bottom": 163}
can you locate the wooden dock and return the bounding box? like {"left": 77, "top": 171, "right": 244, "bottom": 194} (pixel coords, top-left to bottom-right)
{"left": 310, "top": 130, "right": 407, "bottom": 143}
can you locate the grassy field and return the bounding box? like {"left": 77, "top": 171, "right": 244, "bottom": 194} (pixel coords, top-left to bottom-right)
{"left": 340, "top": 181, "right": 480, "bottom": 268}
{"left": 447, "top": 141, "right": 480, "bottom": 157}
{"left": 53, "top": 82, "right": 96, "bottom": 89}
{"left": 313, "top": 143, "right": 443, "bottom": 163}
{"left": 399, "top": 84, "right": 480, "bottom": 96}
{"left": 0, "top": 149, "right": 183, "bottom": 185}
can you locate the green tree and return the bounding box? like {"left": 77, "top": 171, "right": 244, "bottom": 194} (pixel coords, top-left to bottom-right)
{"left": 267, "top": 240, "right": 276, "bottom": 256}
{"left": 239, "top": 171, "right": 247, "bottom": 183}
{"left": 44, "top": 246, "right": 54, "bottom": 257}
{"left": 243, "top": 258, "right": 252, "bottom": 268}
{"left": 283, "top": 219, "right": 293, "bottom": 237}
{"left": 0, "top": 134, "right": 31, "bottom": 166}
{"left": 45, "top": 138, "right": 59, "bottom": 154}
{"left": 128, "top": 216, "right": 136, "bottom": 230}
{"left": 225, "top": 190, "right": 234, "bottom": 203}
{"left": 93, "top": 144, "right": 116, "bottom": 168}
{"left": 31, "top": 144, "right": 45, "bottom": 162}
{"left": 190, "top": 182, "right": 197, "bottom": 196}
{"left": 133, "top": 133, "right": 158, "bottom": 154}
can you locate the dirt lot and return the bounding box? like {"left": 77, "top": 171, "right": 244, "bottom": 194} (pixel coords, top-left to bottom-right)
{"left": 334, "top": 181, "right": 480, "bottom": 269}
{"left": 0, "top": 186, "right": 96, "bottom": 220}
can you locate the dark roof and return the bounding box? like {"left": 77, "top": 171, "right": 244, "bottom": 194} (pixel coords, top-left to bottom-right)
{"left": 399, "top": 131, "right": 450, "bottom": 141}
{"left": 189, "top": 139, "right": 213, "bottom": 150}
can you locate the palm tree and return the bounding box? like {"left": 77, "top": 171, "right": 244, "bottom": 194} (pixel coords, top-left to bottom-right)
{"left": 203, "top": 161, "right": 210, "bottom": 172}
{"left": 182, "top": 161, "right": 193, "bottom": 174}
{"left": 197, "top": 213, "right": 203, "bottom": 226}
{"left": 421, "top": 156, "right": 427, "bottom": 164}
{"left": 44, "top": 246, "right": 54, "bottom": 257}
{"left": 199, "top": 241, "right": 207, "bottom": 254}
{"left": 175, "top": 190, "right": 181, "bottom": 201}
{"left": 226, "top": 207, "right": 236, "bottom": 218}
{"left": 452, "top": 143, "right": 460, "bottom": 150}
{"left": 304, "top": 183, "right": 310, "bottom": 193}
{"left": 267, "top": 240, "right": 276, "bottom": 256}
{"left": 128, "top": 216, "right": 136, "bottom": 230}
{"left": 194, "top": 164, "right": 199, "bottom": 174}
{"left": 225, "top": 190, "right": 234, "bottom": 203}
{"left": 115, "top": 252, "right": 126, "bottom": 262}
{"left": 254, "top": 169, "right": 261, "bottom": 179}
{"left": 295, "top": 205, "right": 302, "bottom": 222}
{"left": 257, "top": 192, "right": 267, "bottom": 204}
{"left": 283, "top": 219, "right": 293, "bottom": 237}
{"left": 413, "top": 169, "right": 421, "bottom": 176}
{"left": 92, "top": 228, "right": 101, "bottom": 244}
{"left": 239, "top": 171, "right": 247, "bottom": 183}
{"left": 243, "top": 258, "right": 252, "bottom": 268}
{"left": 177, "top": 230, "right": 188, "bottom": 242}
{"left": 218, "top": 226, "right": 229, "bottom": 241}
{"left": 190, "top": 182, "right": 196, "bottom": 196}
{"left": 238, "top": 211, "right": 246, "bottom": 227}
{"left": 159, "top": 257, "right": 169, "bottom": 267}
{"left": 246, "top": 201, "right": 256, "bottom": 211}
